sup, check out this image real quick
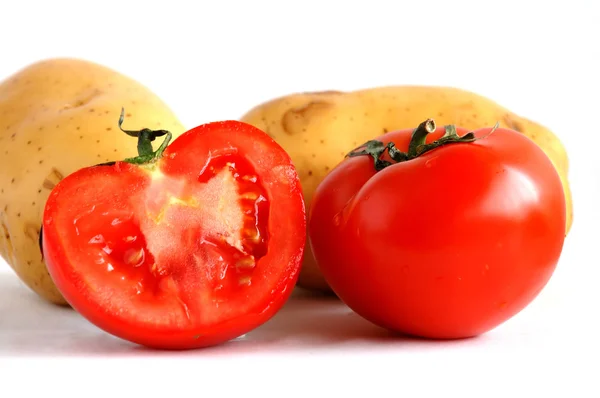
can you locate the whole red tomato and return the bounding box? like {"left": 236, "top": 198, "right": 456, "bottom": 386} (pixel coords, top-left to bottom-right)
{"left": 308, "top": 119, "right": 566, "bottom": 339}
{"left": 42, "top": 112, "right": 305, "bottom": 349}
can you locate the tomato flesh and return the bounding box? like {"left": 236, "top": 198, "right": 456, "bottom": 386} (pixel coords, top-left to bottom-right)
{"left": 43, "top": 121, "right": 305, "bottom": 349}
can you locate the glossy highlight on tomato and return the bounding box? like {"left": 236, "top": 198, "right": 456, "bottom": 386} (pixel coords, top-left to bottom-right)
{"left": 42, "top": 118, "right": 306, "bottom": 349}
{"left": 308, "top": 120, "right": 566, "bottom": 339}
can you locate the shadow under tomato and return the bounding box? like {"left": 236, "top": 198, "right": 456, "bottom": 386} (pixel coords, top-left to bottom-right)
{"left": 0, "top": 273, "right": 478, "bottom": 357}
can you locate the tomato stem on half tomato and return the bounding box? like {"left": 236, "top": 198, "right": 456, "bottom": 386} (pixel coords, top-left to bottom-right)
{"left": 117, "top": 108, "right": 173, "bottom": 165}
{"left": 347, "top": 119, "right": 499, "bottom": 171}
{"left": 39, "top": 110, "right": 174, "bottom": 258}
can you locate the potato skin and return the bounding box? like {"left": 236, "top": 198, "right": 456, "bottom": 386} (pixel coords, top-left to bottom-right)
{"left": 0, "top": 58, "right": 185, "bottom": 305}
{"left": 240, "top": 85, "right": 573, "bottom": 292}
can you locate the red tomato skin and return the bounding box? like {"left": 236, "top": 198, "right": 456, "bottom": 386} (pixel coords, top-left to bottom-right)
{"left": 42, "top": 121, "right": 305, "bottom": 349}
{"left": 309, "top": 125, "right": 566, "bottom": 339}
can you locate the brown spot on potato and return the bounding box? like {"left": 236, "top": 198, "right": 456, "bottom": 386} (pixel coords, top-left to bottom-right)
{"left": 281, "top": 101, "right": 332, "bottom": 135}
{"left": 0, "top": 221, "right": 13, "bottom": 259}
{"left": 126, "top": 113, "right": 132, "bottom": 117}
{"left": 43, "top": 168, "right": 64, "bottom": 190}
{"left": 89, "top": 108, "right": 95, "bottom": 113}
{"left": 76, "top": 126, "right": 80, "bottom": 130}
{"left": 320, "top": 139, "right": 325, "bottom": 144}
{"left": 383, "top": 128, "right": 388, "bottom": 133}
{"left": 27, "top": 140, "right": 31, "bottom": 145}
{"left": 301, "top": 90, "right": 343, "bottom": 96}
{"left": 503, "top": 114, "right": 524, "bottom": 133}
{"left": 438, "top": 112, "right": 444, "bottom": 117}
{"left": 308, "top": 170, "right": 313, "bottom": 176}
{"left": 24, "top": 224, "right": 40, "bottom": 242}
{"left": 60, "top": 89, "right": 102, "bottom": 111}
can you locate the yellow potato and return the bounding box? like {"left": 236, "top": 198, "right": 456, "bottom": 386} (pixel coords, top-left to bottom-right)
{"left": 0, "top": 58, "right": 186, "bottom": 305}
{"left": 240, "top": 85, "right": 572, "bottom": 292}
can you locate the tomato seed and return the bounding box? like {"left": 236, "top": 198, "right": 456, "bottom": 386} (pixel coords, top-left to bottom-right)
{"left": 241, "top": 192, "right": 259, "bottom": 201}
{"left": 124, "top": 248, "right": 145, "bottom": 267}
{"left": 159, "top": 276, "right": 177, "bottom": 292}
{"left": 88, "top": 234, "right": 105, "bottom": 244}
{"left": 238, "top": 276, "right": 252, "bottom": 286}
{"left": 243, "top": 228, "right": 261, "bottom": 243}
{"left": 235, "top": 255, "right": 256, "bottom": 271}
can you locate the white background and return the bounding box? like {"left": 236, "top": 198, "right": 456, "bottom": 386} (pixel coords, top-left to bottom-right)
{"left": 1, "top": 0, "right": 599, "bottom": 397}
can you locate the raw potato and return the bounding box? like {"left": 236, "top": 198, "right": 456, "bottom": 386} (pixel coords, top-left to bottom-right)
{"left": 0, "top": 58, "right": 186, "bottom": 305}
{"left": 240, "top": 85, "right": 573, "bottom": 292}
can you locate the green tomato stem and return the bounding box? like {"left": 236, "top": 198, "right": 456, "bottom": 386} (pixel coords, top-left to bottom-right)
{"left": 346, "top": 119, "right": 498, "bottom": 171}
{"left": 117, "top": 108, "right": 173, "bottom": 165}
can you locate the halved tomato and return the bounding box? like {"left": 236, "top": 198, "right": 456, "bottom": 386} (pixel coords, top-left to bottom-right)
{"left": 42, "top": 115, "right": 305, "bottom": 349}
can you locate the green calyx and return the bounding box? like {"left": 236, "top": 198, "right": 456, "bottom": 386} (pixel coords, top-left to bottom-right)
{"left": 346, "top": 119, "right": 498, "bottom": 171}
{"left": 118, "top": 108, "right": 172, "bottom": 165}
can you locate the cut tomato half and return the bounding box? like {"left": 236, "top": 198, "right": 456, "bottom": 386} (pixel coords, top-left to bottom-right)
{"left": 42, "top": 119, "right": 305, "bottom": 349}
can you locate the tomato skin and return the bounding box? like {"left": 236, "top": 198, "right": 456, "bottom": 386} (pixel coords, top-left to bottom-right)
{"left": 308, "top": 123, "right": 566, "bottom": 339}
{"left": 42, "top": 121, "right": 305, "bottom": 349}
